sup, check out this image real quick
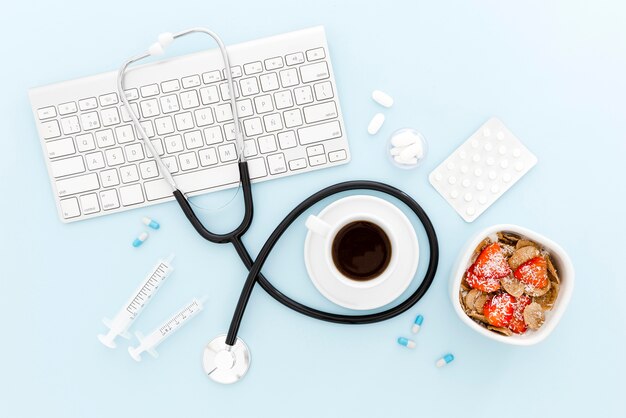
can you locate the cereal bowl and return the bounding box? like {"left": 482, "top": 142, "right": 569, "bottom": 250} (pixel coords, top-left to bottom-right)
{"left": 450, "top": 224, "right": 574, "bottom": 345}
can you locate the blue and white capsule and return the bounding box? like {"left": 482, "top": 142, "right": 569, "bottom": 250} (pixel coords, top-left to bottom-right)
{"left": 143, "top": 217, "right": 160, "bottom": 230}
{"left": 397, "top": 337, "right": 416, "bottom": 349}
{"left": 436, "top": 353, "right": 454, "bottom": 367}
{"left": 411, "top": 314, "right": 424, "bottom": 334}
{"left": 132, "top": 232, "right": 149, "bottom": 248}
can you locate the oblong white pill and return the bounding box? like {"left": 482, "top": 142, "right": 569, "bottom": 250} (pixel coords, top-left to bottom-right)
{"left": 394, "top": 155, "right": 418, "bottom": 165}
{"left": 367, "top": 113, "right": 385, "bottom": 135}
{"left": 400, "top": 143, "right": 423, "bottom": 160}
{"left": 391, "top": 131, "right": 418, "bottom": 147}
{"left": 390, "top": 146, "right": 402, "bottom": 156}
{"left": 372, "top": 90, "right": 394, "bottom": 108}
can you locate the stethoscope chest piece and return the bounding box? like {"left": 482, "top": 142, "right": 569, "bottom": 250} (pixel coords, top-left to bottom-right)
{"left": 203, "top": 335, "right": 251, "bottom": 384}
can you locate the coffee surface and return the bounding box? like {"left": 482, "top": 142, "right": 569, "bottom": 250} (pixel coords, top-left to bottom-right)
{"left": 331, "top": 220, "right": 392, "bottom": 281}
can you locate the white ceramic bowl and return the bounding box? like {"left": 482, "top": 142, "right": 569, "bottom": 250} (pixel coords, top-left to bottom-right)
{"left": 450, "top": 224, "right": 574, "bottom": 345}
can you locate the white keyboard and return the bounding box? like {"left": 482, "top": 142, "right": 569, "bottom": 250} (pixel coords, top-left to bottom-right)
{"left": 29, "top": 26, "right": 350, "bottom": 223}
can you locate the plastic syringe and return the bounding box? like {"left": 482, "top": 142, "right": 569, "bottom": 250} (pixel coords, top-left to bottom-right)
{"left": 98, "top": 255, "right": 175, "bottom": 348}
{"left": 128, "top": 297, "right": 205, "bottom": 361}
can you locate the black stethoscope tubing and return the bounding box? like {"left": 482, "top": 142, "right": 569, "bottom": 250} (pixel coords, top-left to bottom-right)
{"left": 173, "top": 161, "right": 439, "bottom": 347}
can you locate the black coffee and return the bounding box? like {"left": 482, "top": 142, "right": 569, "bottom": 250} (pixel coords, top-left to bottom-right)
{"left": 331, "top": 221, "right": 392, "bottom": 281}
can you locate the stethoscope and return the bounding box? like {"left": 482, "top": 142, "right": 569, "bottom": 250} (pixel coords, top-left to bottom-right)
{"left": 118, "top": 28, "right": 439, "bottom": 384}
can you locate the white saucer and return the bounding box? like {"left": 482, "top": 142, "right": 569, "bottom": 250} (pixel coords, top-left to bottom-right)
{"left": 304, "top": 195, "right": 419, "bottom": 310}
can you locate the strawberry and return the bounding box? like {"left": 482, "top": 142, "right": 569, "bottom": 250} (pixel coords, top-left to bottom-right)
{"left": 514, "top": 256, "right": 548, "bottom": 289}
{"left": 483, "top": 293, "right": 516, "bottom": 327}
{"left": 465, "top": 243, "right": 511, "bottom": 293}
{"left": 508, "top": 295, "right": 532, "bottom": 334}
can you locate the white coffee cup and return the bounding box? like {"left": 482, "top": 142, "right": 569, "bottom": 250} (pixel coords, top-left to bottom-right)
{"left": 305, "top": 212, "right": 399, "bottom": 289}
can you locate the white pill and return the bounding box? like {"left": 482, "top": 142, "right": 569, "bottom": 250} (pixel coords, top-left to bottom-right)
{"left": 394, "top": 155, "right": 418, "bottom": 165}
{"left": 400, "top": 145, "right": 421, "bottom": 161}
{"left": 391, "top": 131, "right": 418, "bottom": 147}
{"left": 372, "top": 90, "right": 394, "bottom": 108}
{"left": 390, "top": 146, "right": 402, "bottom": 156}
{"left": 367, "top": 113, "right": 385, "bottom": 135}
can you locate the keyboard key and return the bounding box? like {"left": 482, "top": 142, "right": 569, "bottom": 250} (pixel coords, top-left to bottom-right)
{"left": 274, "top": 91, "right": 293, "bottom": 109}
{"left": 60, "top": 197, "right": 80, "bottom": 219}
{"left": 306, "top": 144, "right": 325, "bottom": 156}
{"left": 306, "top": 47, "right": 325, "bottom": 61}
{"left": 165, "top": 134, "right": 184, "bottom": 153}
{"left": 300, "top": 62, "right": 330, "bottom": 83}
{"left": 200, "top": 86, "right": 220, "bottom": 104}
{"left": 298, "top": 120, "right": 342, "bottom": 145}
{"left": 51, "top": 155, "right": 85, "bottom": 177}
{"left": 279, "top": 68, "right": 299, "bottom": 88}
{"left": 267, "top": 153, "right": 287, "bottom": 174}
{"left": 160, "top": 95, "right": 180, "bottom": 114}
{"left": 119, "top": 184, "right": 144, "bottom": 206}
{"left": 60, "top": 116, "right": 80, "bottom": 135}
{"left": 80, "top": 193, "right": 100, "bottom": 215}
{"left": 285, "top": 52, "right": 304, "bottom": 65}
{"left": 141, "top": 84, "right": 160, "bottom": 97}
{"left": 95, "top": 129, "right": 115, "bottom": 148}
{"left": 155, "top": 116, "right": 175, "bottom": 135}
{"left": 198, "top": 148, "right": 218, "bottom": 167}
{"left": 294, "top": 86, "right": 313, "bottom": 105}
{"left": 202, "top": 70, "right": 223, "bottom": 84}
{"left": 224, "top": 66, "right": 242, "bottom": 78}
{"left": 180, "top": 91, "right": 200, "bottom": 109}
{"left": 303, "top": 102, "right": 338, "bottom": 124}
{"left": 78, "top": 97, "right": 98, "bottom": 111}
{"left": 235, "top": 99, "right": 254, "bottom": 117}
{"left": 174, "top": 112, "right": 194, "bottom": 131}
{"left": 247, "top": 157, "right": 267, "bottom": 179}
{"left": 56, "top": 173, "right": 99, "bottom": 197}
{"left": 183, "top": 131, "right": 204, "bottom": 149}
{"left": 161, "top": 79, "right": 180, "bottom": 93}
{"left": 76, "top": 133, "right": 95, "bottom": 152}
{"left": 283, "top": 109, "right": 303, "bottom": 128}
{"left": 314, "top": 81, "right": 334, "bottom": 100}
{"left": 115, "top": 125, "right": 135, "bottom": 144}
{"left": 285, "top": 52, "right": 304, "bottom": 66}
{"left": 215, "top": 103, "right": 233, "bottom": 122}
{"left": 120, "top": 103, "right": 140, "bottom": 122}
{"left": 80, "top": 111, "right": 101, "bottom": 130}
{"left": 288, "top": 158, "right": 307, "bottom": 170}
{"left": 264, "top": 56, "right": 284, "bottom": 70}
{"left": 85, "top": 151, "right": 105, "bottom": 170}
{"left": 182, "top": 75, "right": 201, "bottom": 89}
{"left": 138, "top": 121, "right": 155, "bottom": 138}
{"left": 260, "top": 73, "right": 279, "bottom": 92}
{"left": 41, "top": 120, "right": 61, "bottom": 139}
{"left": 244, "top": 61, "right": 263, "bottom": 75}
{"left": 179, "top": 152, "right": 199, "bottom": 171}
{"left": 254, "top": 95, "right": 274, "bottom": 114}
{"left": 100, "top": 189, "right": 120, "bottom": 210}
{"left": 124, "top": 89, "right": 139, "bottom": 101}
{"left": 308, "top": 153, "right": 327, "bottom": 166}
{"left": 125, "top": 143, "right": 145, "bottom": 162}
{"left": 100, "top": 168, "right": 120, "bottom": 187}
{"left": 203, "top": 126, "right": 224, "bottom": 145}
{"left": 139, "top": 161, "right": 159, "bottom": 179}
{"left": 105, "top": 147, "right": 125, "bottom": 166}
{"left": 101, "top": 107, "right": 120, "bottom": 126}
{"left": 120, "top": 165, "right": 140, "bottom": 183}
{"left": 243, "top": 118, "right": 263, "bottom": 136}
{"left": 243, "top": 139, "right": 257, "bottom": 157}
{"left": 277, "top": 131, "right": 297, "bottom": 149}
{"left": 220, "top": 82, "right": 240, "bottom": 100}
{"left": 240, "top": 77, "right": 260, "bottom": 97}
{"left": 37, "top": 106, "right": 57, "bottom": 120}
{"left": 58, "top": 102, "right": 77, "bottom": 115}
{"left": 218, "top": 143, "right": 238, "bottom": 162}
{"left": 263, "top": 113, "right": 283, "bottom": 132}
{"left": 149, "top": 138, "right": 164, "bottom": 156}
{"left": 162, "top": 156, "right": 179, "bottom": 173}
{"left": 46, "top": 138, "right": 75, "bottom": 158}
{"left": 99, "top": 93, "right": 118, "bottom": 107}
{"left": 329, "top": 149, "right": 347, "bottom": 162}
{"left": 223, "top": 123, "right": 237, "bottom": 141}
{"left": 144, "top": 164, "right": 240, "bottom": 200}
{"left": 258, "top": 135, "right": 277, "bottom": 154}
{"left": 194, "top": 108, "right": 214, "bottom": 127}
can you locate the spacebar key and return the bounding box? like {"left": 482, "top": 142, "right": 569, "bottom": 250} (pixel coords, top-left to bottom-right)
{"left": 144, "top": 164, "right": 240, "bottom": 200}
{"left": 298, "top": 120, "right": 342, "bottom": 145}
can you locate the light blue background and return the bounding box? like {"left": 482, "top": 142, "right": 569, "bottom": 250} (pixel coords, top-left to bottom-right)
{"left": 1, "top": 1, "right": 625, "bottom": 417}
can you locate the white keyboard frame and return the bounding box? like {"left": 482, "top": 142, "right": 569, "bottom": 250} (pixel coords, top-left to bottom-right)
{"left": 29, "top": 26, "right": 350, "bottom": 223}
